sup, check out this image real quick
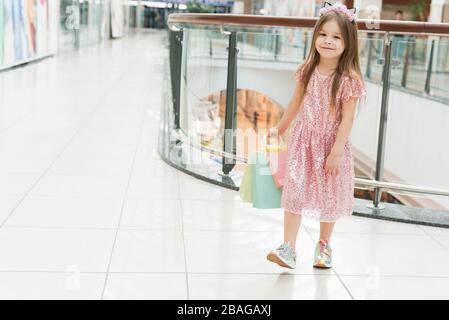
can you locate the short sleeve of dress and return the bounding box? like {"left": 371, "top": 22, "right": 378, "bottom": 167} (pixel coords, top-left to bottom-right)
{"left": 340, "top": 76, "right": 366, "bottom": 103}
{"left": 294, "top": 64, "right": 305, "bottom": 82}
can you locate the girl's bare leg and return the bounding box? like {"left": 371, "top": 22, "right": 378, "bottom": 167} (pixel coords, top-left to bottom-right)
{"left": 314, "top": 222, "right": 335, "bottom": 269}
{"left": 284, "top": 211, "right": 302, "bottom": 250}
{"left": 319, "top": 222, "right": 335, "bottom": 241}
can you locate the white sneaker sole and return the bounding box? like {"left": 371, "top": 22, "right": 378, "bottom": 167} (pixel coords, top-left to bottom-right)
{"left": 266, "top": 251, "right": 295, "bottom": 269}
{"left": 313, "top": 260, "right": 332, "bottom": 269}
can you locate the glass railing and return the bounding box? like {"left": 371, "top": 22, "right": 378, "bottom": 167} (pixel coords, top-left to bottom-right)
{"left": 179, "top": 27, "right": 228, "bottom": 158}
{"left": 161, "top": 14, "right": 449, "bottom": 227}
{"left": 177, "top": 24, "right": 449, "bottom": 102}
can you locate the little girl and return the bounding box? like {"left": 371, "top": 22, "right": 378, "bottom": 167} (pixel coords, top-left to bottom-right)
{"left": 266, "top": 3, "right": 366, "bottom": 269}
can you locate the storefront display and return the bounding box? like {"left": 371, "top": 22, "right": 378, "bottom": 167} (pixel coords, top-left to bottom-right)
{"left": 1, "top": 0, "right": 131, "bottom": 70}
{"left": 0, "top": 0, "right": 55, "bottom": 70}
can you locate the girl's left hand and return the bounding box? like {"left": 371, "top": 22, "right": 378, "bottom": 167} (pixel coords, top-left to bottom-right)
{"left": 324, "top": 152, "right": 342, "bottom": 176}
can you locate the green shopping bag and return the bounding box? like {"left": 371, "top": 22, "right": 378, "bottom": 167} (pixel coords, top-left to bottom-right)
{"left": 239, "top": 160, "right": 253, "bottom": 203}
{"left": 251, "top": 151, "right": 282, "bottom": 209}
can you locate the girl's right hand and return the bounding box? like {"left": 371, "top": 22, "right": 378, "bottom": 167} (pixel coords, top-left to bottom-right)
{"left": 267, "top": 127, "right": 281, "bottom": 144}
{"left": 267, "top": 127, "right": 280, "bottom": 139}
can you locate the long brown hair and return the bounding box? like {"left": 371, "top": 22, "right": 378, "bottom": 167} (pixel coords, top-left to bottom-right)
{"left": 300, "top": 11, "right": 364, "bottom": 114}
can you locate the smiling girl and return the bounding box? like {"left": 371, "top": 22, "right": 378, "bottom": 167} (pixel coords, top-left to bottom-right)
{"left": 266, "top": 3, "right": 366, "bottom": 270}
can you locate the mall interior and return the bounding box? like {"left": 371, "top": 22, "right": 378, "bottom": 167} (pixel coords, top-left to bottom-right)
{"left": 0, "top": 0, "right": 449, "bottom": 300}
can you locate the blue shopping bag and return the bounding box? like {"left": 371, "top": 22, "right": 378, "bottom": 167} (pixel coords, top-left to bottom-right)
{"left": 251, "top": 152, "right": 282, "bottom": 209}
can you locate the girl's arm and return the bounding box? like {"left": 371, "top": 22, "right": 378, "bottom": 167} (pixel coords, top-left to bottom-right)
{"left": 325, "top": 97, "right": 358, "bottom": 176}
{"left": 274, "top": 80, "right": 305, "bottom": 136}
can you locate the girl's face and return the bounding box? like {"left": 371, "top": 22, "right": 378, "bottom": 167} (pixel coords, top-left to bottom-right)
{"left": 315, "top": 20, "right": 345, "bottom": 60}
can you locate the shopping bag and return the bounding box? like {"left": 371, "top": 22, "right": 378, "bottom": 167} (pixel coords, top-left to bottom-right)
{"left": 239, "top": 160, "right": 253, "bottom": 203}
{"left": 268, "top": 148, "right": 288, "bottom": 189}
{"left": 251, "top": 152, "right": 282, "bottom": 209}
{"left": 263, "top": 132, "right": 288, "bottom": 189}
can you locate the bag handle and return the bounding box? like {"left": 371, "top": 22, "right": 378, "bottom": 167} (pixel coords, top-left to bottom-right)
{"left": 261, "top": 130, "right": 287, "bottom": 153}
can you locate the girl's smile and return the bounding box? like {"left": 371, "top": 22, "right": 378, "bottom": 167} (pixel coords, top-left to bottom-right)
{"left": 315, "top": 20, "right": 345, "bottom": 59}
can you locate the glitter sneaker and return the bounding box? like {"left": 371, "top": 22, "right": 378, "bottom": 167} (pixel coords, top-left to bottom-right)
{"left": 313, "top": 239, "right": 333, "bottom": 269}
{"left": 266, "top": 242, "right": 297, "bottom": 269}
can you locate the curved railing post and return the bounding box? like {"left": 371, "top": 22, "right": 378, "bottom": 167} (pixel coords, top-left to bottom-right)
{"left": 401, "top": 38, "right": 410, "bottom": 88}
{"left": 209, "top": 36, "right": 213, "bottom": 57}
{"left": 303, "top": 31, "right": 308, "bottom": 60}
{"left": 222, "top": 31, "right": 238, "bottom": 175}
{"left": 274, "top": 33, "right": 280, "bottom": 60}
{"left": 365, "top": 33, "right": 373, "bottom": 79}
{"left": 169, "top": 29, "right": 183, "bottom": 130}
{"left": 425, "top": 39, "right": 435, "bottom": 94}
{"left": 372, "top": 33, "right": 393, "bottom": 209}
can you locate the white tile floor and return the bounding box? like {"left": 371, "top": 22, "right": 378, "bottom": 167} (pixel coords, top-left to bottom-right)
{"left": 1, "top": 30, "right": 449, "bottom": 300}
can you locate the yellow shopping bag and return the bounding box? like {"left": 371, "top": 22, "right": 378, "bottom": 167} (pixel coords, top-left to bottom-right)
{"left": 239, "top": 156, "right": 254, "bottom": 203}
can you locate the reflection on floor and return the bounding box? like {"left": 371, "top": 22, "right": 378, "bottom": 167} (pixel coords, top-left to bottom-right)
{"left": 0, "top": 30, "right": 449, "bottom": 300}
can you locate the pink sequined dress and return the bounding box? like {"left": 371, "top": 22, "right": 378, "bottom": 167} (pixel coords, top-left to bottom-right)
{"left": 281, "top": 64, "right": 366, "bottom": 222}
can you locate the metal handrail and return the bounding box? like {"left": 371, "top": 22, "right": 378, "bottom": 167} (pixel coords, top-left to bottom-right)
{"left": 354, "top": 179, "right": 449, "bottom": 197}
{"left": 168, "top": 13, "right": 449, "bottom": 36}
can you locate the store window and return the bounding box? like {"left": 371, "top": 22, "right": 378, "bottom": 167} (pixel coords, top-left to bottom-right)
{"left": 1, "top": 0, "right": 55, "bottom": 69}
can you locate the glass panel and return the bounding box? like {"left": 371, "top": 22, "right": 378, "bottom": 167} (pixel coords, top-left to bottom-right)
{"left": 235, "top": 30, "right": 294, "bottom": 161}
{"left": 390, "top": 34, "right": 410, "bottom": 89}
{"left": 389, "top": 35, "right": 449, "bottom": 103}
{"left": 276, "top": 28, "right": 311, "bottom": 63}
{"left": 343, "top": 32, "right": 384, "bottom": 181}
{"left": 238, "top": 32, "right": 276, "bottom": 61}
{"left": 429, "top": 39, "right": 449, "bottom": 101}
{"left": 360, "top": 33, "right": 384, "bottom": 83}
{"left": 390, "top": 35, "right": 427, "bottom": 94}
{"left": 384, "top": 39, "right": 449, "bottom": 196}
{"left": 179, "top": 27, "right": 228, "bottom": 164}
{"left": 235, "top": 28, "right": 313, "bottom": 64}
